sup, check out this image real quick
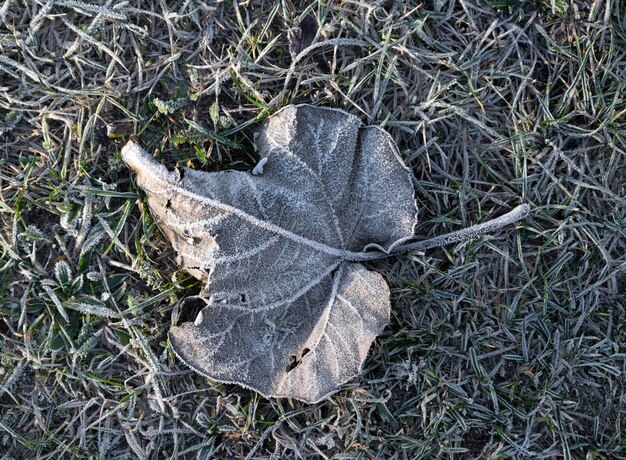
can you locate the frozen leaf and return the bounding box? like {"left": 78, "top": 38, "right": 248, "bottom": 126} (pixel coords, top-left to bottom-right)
{"left": 288, "top": 13, "right": 318, "bottom": 59}
{"left": 153, "top": 97, "right": 186, "bottom": 115}
{"left": 122, "top": 104, "right": 417, "bottom": 403}
{"left": 0, "top": 110, "right": 22, "bottom": 135}
{"left": 122, "top": 104, "right": 531, "bottom": 403}
{"left": 54, "top": 260, "right": 73, "bottom": 286}
{"left": 209, "top": 101, "right": 219, "bottom": 126}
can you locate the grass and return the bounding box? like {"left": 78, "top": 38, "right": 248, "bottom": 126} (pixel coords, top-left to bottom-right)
{"left": 1, "top": 0, "right": 625, "bottom": 458}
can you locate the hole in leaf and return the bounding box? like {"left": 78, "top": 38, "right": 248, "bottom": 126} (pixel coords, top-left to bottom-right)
{"left": 178, "top": 297, "right": 207, "bottom": 324}
{"left": 165, "top": 198, "right": 172, "bottom": 209}
{"left": 285, "top": 355, "right": 298, "bottom": 372}
{"left": 285, "top": 348, "right": 311, "bottom": 373}
{"left": 240, "top": 293, "right": 246, "bottom": 303}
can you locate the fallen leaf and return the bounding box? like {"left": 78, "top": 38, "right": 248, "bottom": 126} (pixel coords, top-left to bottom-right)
{"left": 122, "top": 104, "right": 417, "bottom": 402}
{"left": 122, "top": 104, "right": 531, "bottom": 402}
{"left": 288, "top": 13, "right": 319, "bottom": 59}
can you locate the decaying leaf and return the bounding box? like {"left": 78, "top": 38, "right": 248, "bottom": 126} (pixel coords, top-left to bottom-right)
{"left": 122, "top": 104, "right": 417, "bottom": 402}
{"left": 288, "top": 13, "right": 318, "bottom": 59}
{"left": 122, "top": 104, "right": 530, "bottom": 403}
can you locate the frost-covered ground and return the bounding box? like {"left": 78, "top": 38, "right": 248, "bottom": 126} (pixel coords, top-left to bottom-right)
{"left": 1, "top": 1, "right": 625, "bottom": 458}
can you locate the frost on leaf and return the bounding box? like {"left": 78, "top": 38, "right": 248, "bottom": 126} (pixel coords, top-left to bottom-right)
{"left": 122, "top": 104, "right": 417, "bottom": 403}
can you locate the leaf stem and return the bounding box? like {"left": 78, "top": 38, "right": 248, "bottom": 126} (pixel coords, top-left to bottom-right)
{"left": 357, "top": 204, "right": 530, "bottom": 261}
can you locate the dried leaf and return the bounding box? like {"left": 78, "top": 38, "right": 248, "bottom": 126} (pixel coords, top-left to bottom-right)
{"left": 288, "top": 14, "right": 318, "bottom": 59}
{"left": 122, "top": 104, "right": 417, "bottom": 402}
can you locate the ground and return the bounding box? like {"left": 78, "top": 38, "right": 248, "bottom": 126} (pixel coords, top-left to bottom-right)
{"left": 0, "top": 0, "right": 625, "bottom": 459}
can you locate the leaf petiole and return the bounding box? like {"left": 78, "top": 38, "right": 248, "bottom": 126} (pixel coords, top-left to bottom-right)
{"left": 357, "top": 204, "right": 531, "bottom": 260}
